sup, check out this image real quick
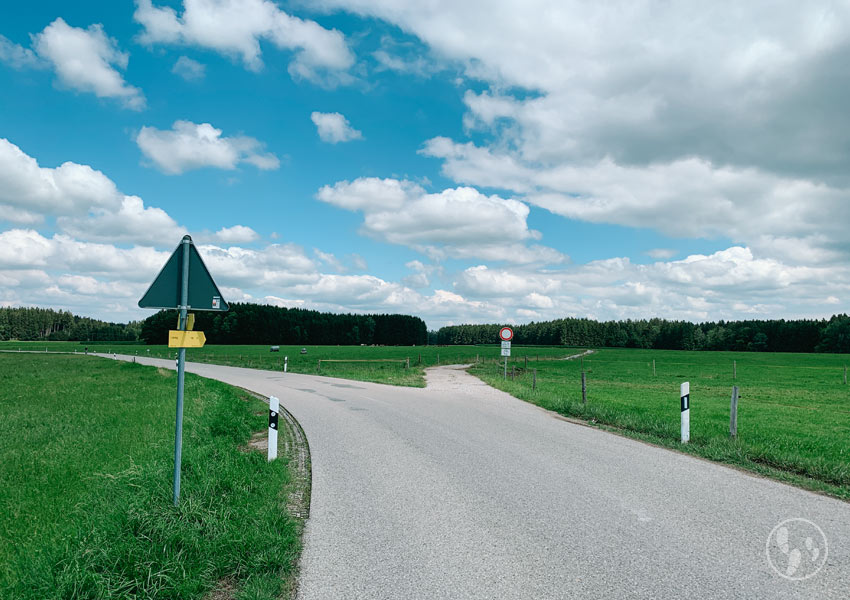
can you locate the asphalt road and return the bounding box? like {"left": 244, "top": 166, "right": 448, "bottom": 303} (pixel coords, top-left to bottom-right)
{"left": 118, "top": 356, "right": 849, "bottom": 599}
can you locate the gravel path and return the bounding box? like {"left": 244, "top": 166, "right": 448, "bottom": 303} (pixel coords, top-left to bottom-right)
{"left": 115, "top": 356, "right": 849, "bottom": 599}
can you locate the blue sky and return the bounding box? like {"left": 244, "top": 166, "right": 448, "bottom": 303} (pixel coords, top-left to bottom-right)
{"left": 1, "top": 1, "right": 848, "bottom": 329}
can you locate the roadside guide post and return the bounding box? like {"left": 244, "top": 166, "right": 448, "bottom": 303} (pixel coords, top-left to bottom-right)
{"left": 681, "top": 382, "right": 690, "bottom": 443}
{"left": 499, "top": 327, "right": 513, "bottom": 380}
{"left": 268, "top": 396, "right": 279, "bottom": 462}
{"left": 138, "top": 235, "right": 229, "bottom": 505}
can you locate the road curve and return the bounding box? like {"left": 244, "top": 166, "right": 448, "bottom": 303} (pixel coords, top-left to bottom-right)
{"left": 117, "top": 356, "right": 848, "bottom": 599}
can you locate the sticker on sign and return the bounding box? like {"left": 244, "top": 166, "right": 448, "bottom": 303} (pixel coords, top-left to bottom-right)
{"left": 499, "top": 327, "right": 513, "bottom": 341}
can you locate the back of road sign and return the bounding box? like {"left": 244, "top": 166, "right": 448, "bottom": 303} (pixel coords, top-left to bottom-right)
{"left": 138, "top": 236, "right": 229, "bottom": 311}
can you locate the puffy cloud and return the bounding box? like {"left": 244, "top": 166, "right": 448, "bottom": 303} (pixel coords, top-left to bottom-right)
{"left": 32, "top": 18, "right": 145, "bottom": 110}
{"left": 423, "top": 139, "right": 850, "bottom": 265}
{"left": 310, "top": 111, "right": 363, "bottom": 143}
{"left": 136, "top": 120, "right": 280, "bottom": 174}
{"left": 57, "top": 196, "right": 185, "bottom": 245}
{"left": 451, "top": 246, "right": 848, "bottom": 324}
{"left": 0, "top": 138, "right": 121, "bottom": 218}
{"left": 213, "top": 225, "right": 259, "bottom": 244}
{"left": 317, "top": 177, "right": 565, "bottom": 264}
{"left": 135, "top": 0, "right": 354, "bottom": 84}
{"left": 171, "top": 55, "right": 205, "bottom": 80}
{"left": 0, "top": 138, "right": 187, "bottom": 246}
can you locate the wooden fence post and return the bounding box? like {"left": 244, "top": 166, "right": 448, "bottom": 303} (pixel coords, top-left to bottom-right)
{"left": 733, "top": 360, "right": 737, "bottom": 380}
{"left": 653, "top": 359, "right": 656, "bottom": 376}
{"left": 730, "top": 386, "right": 739, "bottom": 439}
{"left": 406, "top": 357, "right": 410, "bottom": 369}
{"left": 845, "top": 365, "right": 847, "bottom": 385}
{"left": 581, "top": 372, "right": 587, "bottom": 406}
{"left": 317, "top": 359, "right": 321, "bottom": 372}
{"left": 524, "top": 356, "right": 528, "bottom": 368}
{"left": 533, "top": 369, "right": 537, "bottom": 391}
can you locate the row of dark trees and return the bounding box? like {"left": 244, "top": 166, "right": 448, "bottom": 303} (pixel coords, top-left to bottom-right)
{"left": 437, "top": 315, "right": 850, "bottom": 353}
{"left": 0, "top": 307, "right": 141, "bottom": 342}
{"left": 139, "top": 303, "right": 428, "bottom": 346}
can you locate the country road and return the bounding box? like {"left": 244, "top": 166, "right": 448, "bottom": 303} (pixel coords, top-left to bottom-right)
{"left": 117, "top": 355, "right": 848, "bottom": 599}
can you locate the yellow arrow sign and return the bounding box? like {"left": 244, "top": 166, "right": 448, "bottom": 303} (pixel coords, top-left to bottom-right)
{"left": 168, "top": 330, "right": 206, "bottom": 348}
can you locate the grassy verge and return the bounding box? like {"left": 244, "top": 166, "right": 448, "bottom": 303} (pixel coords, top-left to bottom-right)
{"left": 0, "top": 354, "right": 302, "bottom": 599}
{"left": 0, "top": 341, "right": 578, "bottom": 387}
{"left": 470, "top": 348, "right": 850, "bottom": 500}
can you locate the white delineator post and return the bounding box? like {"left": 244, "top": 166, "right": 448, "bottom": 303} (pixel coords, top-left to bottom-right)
{"left": 268, "top": 396, "right": 279, "bottom": 462}
{"left": 284, "top": 356, "right": 288, "bottom": 373}
{"left": 680, "top": 382, "right": 690, "bottom": 443}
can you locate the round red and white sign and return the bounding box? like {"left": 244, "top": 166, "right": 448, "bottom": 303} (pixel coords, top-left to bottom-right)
{"left": 499, "top": 327, "right": 513, "bottom": 341}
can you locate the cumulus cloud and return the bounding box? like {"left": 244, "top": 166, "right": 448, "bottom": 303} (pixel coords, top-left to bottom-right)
{"left": 310, "top": 111, "right": 363, "bottom": 143}
{"left": 0, "top": 137, "right": 120, "bottom": 219}
{"left": 136, "top": 120, "right": 280, "bottom": 174}
{"left": 213, "top": 225, "right": 259, "bottom": 244}
{"left": 135, "top": 0, "right": 354, "bottom": 85}
{"left": 314, "top": 1, "right": 850, "bottom": 270}
{"left": 0, "top": 138, "right": 188, "bottom": 246}
{"left": 317, "top": 177, "right": 565, "bottom": 264}
{"left": 32, "top": 18, "right": 145, "bottom": 109}
{"left": 172, "top": 55, "right": 205, "bottom": 80}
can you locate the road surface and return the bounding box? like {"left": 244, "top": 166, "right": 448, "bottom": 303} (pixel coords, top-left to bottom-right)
{"left": 117, "top": 356, "right": 849, "bottom": 599}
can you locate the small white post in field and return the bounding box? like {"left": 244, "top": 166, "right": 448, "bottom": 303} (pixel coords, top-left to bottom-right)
{"left": 733, "top": 360, "right": 737, "bottom": 380}
{"left": 680, "top": 382, "right": 690, "bottom": 443}
{"left": 652, "top": 359, "right": 656, "bottom": 376}
{"left": 268, "top": 396, "right": 279, "bottom": 462}
{"left": 284, "top": 356, "right": 288, "bottom": 373}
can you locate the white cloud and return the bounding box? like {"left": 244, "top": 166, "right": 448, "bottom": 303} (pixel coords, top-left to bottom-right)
{"left": 0, "top": 137, "right": 120, "bottom": 217}
{"left": 57, "top": 196, "right": 185, "bottom": 245}
{"left": 214, "top": 225, "right": 259, "bottom": 244}
{"left": 317, "top": 177, "right": 565, "bottom": 264}
{"left": 136, "top": 120, "right": 280, "bottom": 174}
{"left": 32, "top": 18, "right": 145, "bottom": 110}
{"left": 646, "top": 249, "right": 677, "bottom": 260}
{"left": 310, "top": 111, "right": 363, "bottom": 143}
{"left": 172, "top": 55, "right": 206, "bottom": 80}
{"left": 423, "top": 138, "right": 850, "bottom": 265}
{"left": 135, "top": 0, "right": 354, "bottom": 84}
{"left": 0, "top": 138, "right": 187, "bottom": 247}
{"left": 0, "top": 34, "right": 44, "bottom": 69}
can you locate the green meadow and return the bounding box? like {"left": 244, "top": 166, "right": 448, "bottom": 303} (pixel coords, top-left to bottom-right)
{"left": 471, "top": 348, "right": 850, "bottom": 499}
{"left": 0, "top": 353, "right": 301, "bottom": 600}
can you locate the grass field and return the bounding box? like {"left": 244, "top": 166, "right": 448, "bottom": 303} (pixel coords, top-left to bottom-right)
{"left": 0, "top": 353, "right": 301, "bottom": 600}
{"left": 471, "top": 348, "right": 850, "bottom": 499}
{"left": 0, "top": 341, "right": 576, "bottom": 387}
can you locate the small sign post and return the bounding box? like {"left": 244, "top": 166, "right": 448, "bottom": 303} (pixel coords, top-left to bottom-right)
{"left": 268, "top": 396, "right": 279, "bottom": 462}
{"left": 681, "top": 382, "right": 690, "bottom": 443}
{"left": 499, "top": 327, "right": 513, "bottom": 380}
{"left": 138, "top": 235, "right": 228, "bottom": 505}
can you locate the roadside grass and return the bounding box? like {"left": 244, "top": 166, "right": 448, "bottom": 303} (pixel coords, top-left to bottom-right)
{"left": 470, "top": 348, "right": 850, "bottom": 500}
{"left": 0, "top": 354, "right": 300, "bottom": 599}
{"left": 0, "top": 341, "right": 575, "bottom": 387}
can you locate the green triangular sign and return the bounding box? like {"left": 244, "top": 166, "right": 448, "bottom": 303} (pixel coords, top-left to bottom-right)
{"left": 139, "top": 235, "right": 229, "bottom": 311}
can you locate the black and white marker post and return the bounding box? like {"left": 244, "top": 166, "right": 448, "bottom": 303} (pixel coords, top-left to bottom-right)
{"left": 680, "top": 381, "right": 690, "bottom": 443}
{"left": 268, "top": 396, "right": 279, "bottom": 462}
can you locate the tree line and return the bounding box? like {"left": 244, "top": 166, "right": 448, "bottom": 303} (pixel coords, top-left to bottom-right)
{"left": 0, "top": 307, "right": 141, "bottom": 342}
{"left": 139, "top": 303, "right": 428, "bottom": 346}
{"left": 437, "top": 315, "right": 850, "bottom": 353}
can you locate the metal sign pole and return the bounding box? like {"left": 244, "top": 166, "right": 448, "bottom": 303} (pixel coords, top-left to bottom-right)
{"left": 173, "top": 237, "right": 190, "bottom": 506}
